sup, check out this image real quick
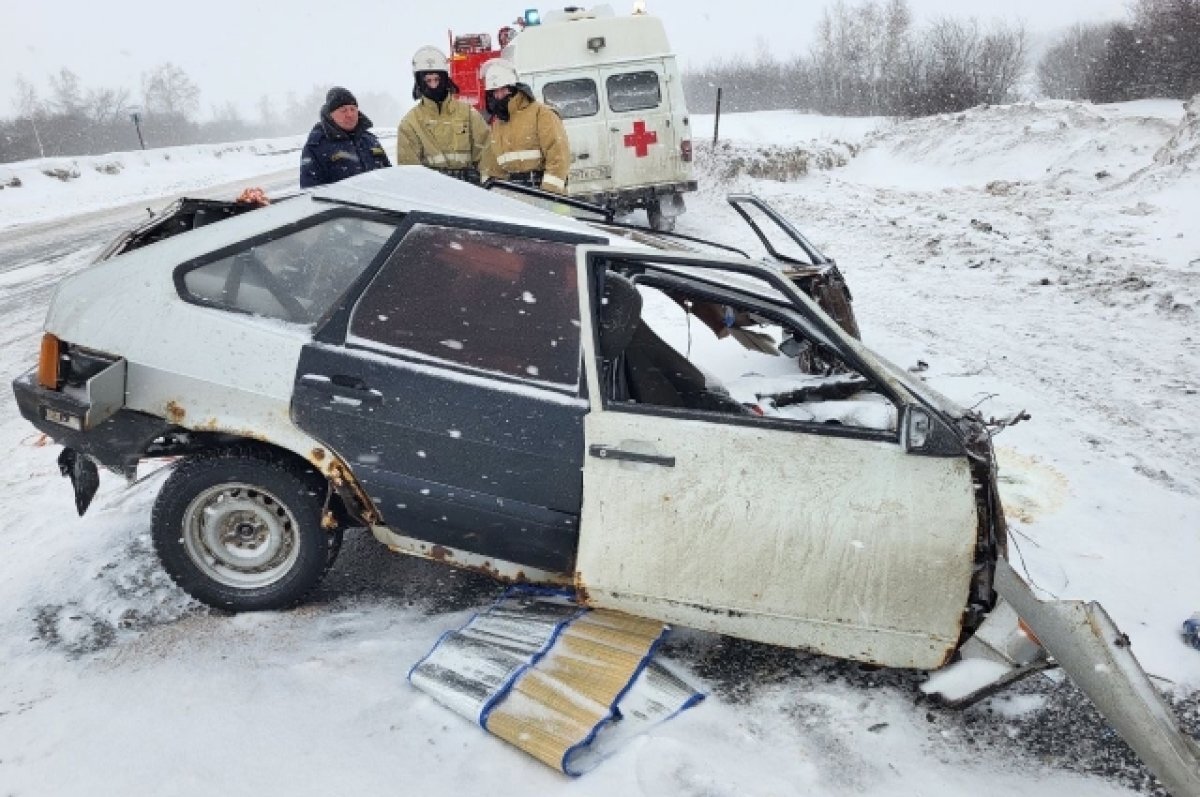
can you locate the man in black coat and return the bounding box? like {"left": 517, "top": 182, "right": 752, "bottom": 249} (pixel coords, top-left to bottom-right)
{"left": 299, "top": 87, "right": 391, "bottom": 188}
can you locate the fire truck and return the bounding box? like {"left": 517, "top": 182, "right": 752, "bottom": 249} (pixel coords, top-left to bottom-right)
{"left": 450, "top": 5, "right": 697, "bottom": 230}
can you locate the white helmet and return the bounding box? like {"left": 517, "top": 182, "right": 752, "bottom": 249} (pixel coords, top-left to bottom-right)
{"left": 481, "top": 59, "right": 519, "bottom": 91}
{"left": 412, "top": 46, "right": 449, "bottom": 75}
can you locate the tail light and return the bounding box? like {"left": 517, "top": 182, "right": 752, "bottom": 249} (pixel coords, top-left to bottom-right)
{"left": 680, "top": 140, "right": 693, "bottom": 162}
{"left": 37, "top": 333, "right": 62, "bottom": 390}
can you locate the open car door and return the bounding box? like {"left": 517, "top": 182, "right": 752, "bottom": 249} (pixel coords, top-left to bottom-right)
{"left": 573, "top": 247, "right": 984, "bottom": 670}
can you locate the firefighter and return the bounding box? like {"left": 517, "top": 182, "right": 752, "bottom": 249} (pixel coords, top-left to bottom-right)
{"left": 300, "top": 87, "right": 391, "bottom": 188}
{"left": 397, "top": 46, "right": 490, "bottom": 182}
{"left": 478, "top": 59, "right": 570, "bottom": 194}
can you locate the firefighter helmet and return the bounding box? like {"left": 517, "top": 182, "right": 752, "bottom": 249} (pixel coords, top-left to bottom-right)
{"left": 481, "top": 59, "right": 520, "bottom": 91}
{"left": 412, "top": 46, "right": 449, "bottom": 75}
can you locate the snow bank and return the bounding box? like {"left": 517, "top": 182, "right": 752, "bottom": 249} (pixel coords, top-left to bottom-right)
{"left": 691, "top": 110, "right": 886, "bottom": 184}
{"left": 0, "top": 137, "right": 308, "bottom": 229}
{"left": 842, "top": 100, "right": 1185, "bottom": 191}
{"left": 1151, "top": 93, "right": 1200, "bottom": 170}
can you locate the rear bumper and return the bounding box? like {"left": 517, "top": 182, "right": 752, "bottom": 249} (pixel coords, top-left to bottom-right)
{"left": 572, "top": 180, "right": 698, "bottom": 211}
{"left": 13, "top": 370, "right": 173, "bottom": 478}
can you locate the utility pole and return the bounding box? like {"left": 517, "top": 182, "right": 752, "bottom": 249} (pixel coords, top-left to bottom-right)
{"left": 712, "top": 87, "right": 722, "bottom": 146}
{"left": 130, "top": 108, "right": 146, "bottom": 150}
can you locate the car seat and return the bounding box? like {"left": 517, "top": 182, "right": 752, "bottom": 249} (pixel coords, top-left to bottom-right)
{"left": 598, "top": 272, "right": 750, "bottom": 415}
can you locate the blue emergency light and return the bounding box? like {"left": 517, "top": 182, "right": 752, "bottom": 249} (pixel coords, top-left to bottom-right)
{"left": 524, "top": 8, "right": 541, "bottom": 25}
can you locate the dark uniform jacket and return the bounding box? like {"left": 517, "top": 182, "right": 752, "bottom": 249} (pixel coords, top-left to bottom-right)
{"left": 300, "top": 111, "right": 391, "bottom": 188}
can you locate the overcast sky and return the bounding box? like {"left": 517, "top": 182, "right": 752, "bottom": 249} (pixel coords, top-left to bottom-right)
{"left": 3, "top": 0, "right": 1128, "bottom": 121}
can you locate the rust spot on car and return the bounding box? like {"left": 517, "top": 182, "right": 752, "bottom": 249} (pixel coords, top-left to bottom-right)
{"left": 165, "top": 400, "right": 185, "bottom": 423}
{"left": 311, "top": 448, "right": 326, "bottom": 462}
{"left": 574, "top": 576, "right": 591, "bottom": 606}
{"left": 429, "top": 545, "right": 453, "bottom": 561}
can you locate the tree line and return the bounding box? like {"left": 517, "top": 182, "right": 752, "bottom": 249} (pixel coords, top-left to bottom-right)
{"left": 683, "top": 0, "right": 1027, "bottom": 118}
{"left": 4, "top": 0, "right": 1197, "bottom": 163}
{"left": 1, "top": 64, "right": 403, "bottom": 164}
{"left": 1036, "top": 0, "right": 1200, "bottom": 102}
{"left": 683, "top": 0, "right": 1199, "bottom": 117}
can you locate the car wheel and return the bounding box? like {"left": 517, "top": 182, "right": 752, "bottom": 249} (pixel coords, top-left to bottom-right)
{"left": 151, "top": 451, "right": 331, "bottom": 611}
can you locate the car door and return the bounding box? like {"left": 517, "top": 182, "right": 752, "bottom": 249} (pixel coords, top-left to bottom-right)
{"left": 291, "top": 213, "right": 600, "bottom": 574}
{"left": 601, "top": 61, "right": 676, "bottom": 190}
{"left": 574, "top": 249, "right": 982, "bottom": 670}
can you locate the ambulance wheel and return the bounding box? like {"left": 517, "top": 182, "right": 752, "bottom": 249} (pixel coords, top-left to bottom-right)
{"left": 647, "top": 201, "right": 676, "bottom": 232}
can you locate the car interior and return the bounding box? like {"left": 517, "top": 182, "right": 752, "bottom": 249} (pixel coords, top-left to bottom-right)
{"left": 597, "top": 267, "right": 899, "bottom": 432}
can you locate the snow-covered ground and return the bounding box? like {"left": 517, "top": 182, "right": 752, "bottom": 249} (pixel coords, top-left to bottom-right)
{"left": 1, "top": 99, "right": 1198, "bottom": 796}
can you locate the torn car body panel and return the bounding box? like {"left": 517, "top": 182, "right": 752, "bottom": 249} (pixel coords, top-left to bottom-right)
{"left": 994, "top": 559, "right": 1200, "bottom": 797}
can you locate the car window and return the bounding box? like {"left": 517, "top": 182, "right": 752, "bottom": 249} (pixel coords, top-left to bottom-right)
{"left": 543, "top": 78, "right": 599, "bottom": 119}
{"left": 598, "top": 270, "right": 897, "bottom": 432}
{"left": 348, "top": 223, "right": 581, "bottom": 389}
{"left": 180, "top": 215, "right": 396, "bottom": 326}
{"left": 607, "top": 71, "right": 661, "bottom": 113}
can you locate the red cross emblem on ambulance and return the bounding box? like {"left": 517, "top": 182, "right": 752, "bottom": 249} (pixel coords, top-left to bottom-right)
{"left": 623, "top": 120, "right": 658, "bottom": 157}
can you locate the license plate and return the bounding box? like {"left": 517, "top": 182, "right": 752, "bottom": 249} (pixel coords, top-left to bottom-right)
{"left": 44, "top": 407, "right": 82, "bottom": 430}
{"left": 570, "top": 165, "right": 611, "bottom": 182}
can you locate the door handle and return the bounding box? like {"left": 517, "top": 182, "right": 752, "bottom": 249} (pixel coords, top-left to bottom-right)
{"left": 300, "top": 374, "right": 383, "bottom": 404}
{"left": 588, "top": 444, "right": 675, "bottom": 467}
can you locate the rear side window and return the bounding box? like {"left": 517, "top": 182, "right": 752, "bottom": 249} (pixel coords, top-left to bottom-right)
{"left": 543, "top": 79, "right": 599, "bottom": 119}
{"left": 607, "top": 71, "right": 661, "bottom": 112}
{"left": 180, "top": 215, "right": 396, "bottom": 326}
{"left": 348, "top": 223, "right": 581, "bottom": 388}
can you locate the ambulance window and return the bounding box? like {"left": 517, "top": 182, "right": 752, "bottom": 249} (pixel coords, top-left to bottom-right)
{"left": 607, "top": 71, "right": 661, "bottom": 112}
{"left": 543, "top": 79, "right": 599, "bottom": 119}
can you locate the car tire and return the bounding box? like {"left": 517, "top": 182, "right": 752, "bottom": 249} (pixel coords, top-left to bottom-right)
{"left": 151, "top": 450, "right": 331, "bottom": 611}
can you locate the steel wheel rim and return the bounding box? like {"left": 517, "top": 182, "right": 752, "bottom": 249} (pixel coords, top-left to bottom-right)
{"left": 181, "top": 482, "right": 301, "bottom": 589}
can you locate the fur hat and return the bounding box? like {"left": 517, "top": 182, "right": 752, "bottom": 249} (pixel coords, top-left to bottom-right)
{"left": 323, "top": 86, "right": 358, "bottom": 115}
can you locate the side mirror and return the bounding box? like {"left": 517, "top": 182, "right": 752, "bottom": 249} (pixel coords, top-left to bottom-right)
{"left": 903, "top": 405, "right": 966, "bottom": 457}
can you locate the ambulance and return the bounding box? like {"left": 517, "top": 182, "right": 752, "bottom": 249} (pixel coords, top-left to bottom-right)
{"left": 451, "top": 5, "right": 697, "bottom": 230}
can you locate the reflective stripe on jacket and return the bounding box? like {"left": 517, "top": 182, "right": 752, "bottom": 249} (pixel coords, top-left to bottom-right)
{"left": 396, "top": 96, "right": 489, "bottom": 170}
{"left": 479, "top": 93, "right": 570, "bottom": 194}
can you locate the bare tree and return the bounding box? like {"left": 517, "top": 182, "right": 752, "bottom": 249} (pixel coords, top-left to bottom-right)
{"left": 142, "top": 62, "right": 200, "bottom": 118}
{"left": 809, "top": 0, "right": 914, "bottom": 115}
{"left": 1036, "top": 23, "right": 1111, "bottom": 99}
{"left": 976, "top": 22, "right": 1028, "bottom": 104}
{"left": 13, "top": 75, "right": 46, "bottom": 158}
{"left": 48, "top": 68, "right": 85, "bottom": 116}
{"left": 257, "top": 94, "right": 276, "bottom": 130}
{"left": 84, "top": 86, "right": 133, "bottom": 126}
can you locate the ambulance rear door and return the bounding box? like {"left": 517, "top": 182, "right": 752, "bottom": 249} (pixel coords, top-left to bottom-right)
{"left": 536, "top": 70, "right": 613, "bottom": 197}
{"left": 600, "top": 60, "right": 677, "bottom": 191}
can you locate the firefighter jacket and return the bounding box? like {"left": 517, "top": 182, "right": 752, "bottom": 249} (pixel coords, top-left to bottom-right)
{"left": 300, "top": 112, "right": 391, "bottom": 188}
{"left": 479, "top": 92, "right": 570, "bottom": 194}
{"left": 396, "top": 96, "right": 490, "bottom": 172}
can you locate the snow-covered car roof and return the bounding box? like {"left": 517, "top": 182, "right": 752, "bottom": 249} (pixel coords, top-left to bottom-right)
{"left": 312, "top": 166, "right": 611, "bottom": 239}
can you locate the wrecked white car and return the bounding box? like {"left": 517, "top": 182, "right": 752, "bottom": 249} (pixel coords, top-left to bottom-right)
{"left": 11, "top": 167, "right": 1199, "bottom": 795}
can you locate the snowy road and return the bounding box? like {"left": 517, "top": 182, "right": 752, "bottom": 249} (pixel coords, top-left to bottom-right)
{"left": 1, "top": 104, "right": 1198, "bottom": 797}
